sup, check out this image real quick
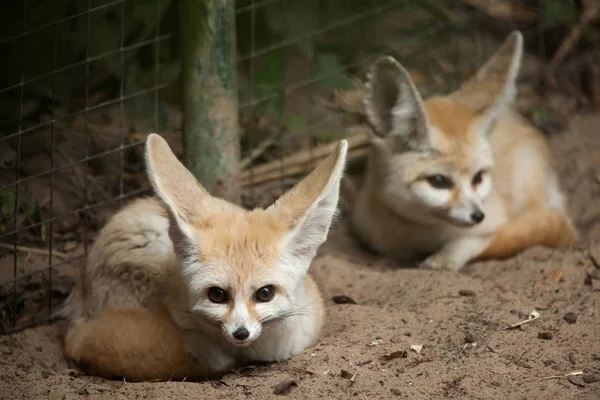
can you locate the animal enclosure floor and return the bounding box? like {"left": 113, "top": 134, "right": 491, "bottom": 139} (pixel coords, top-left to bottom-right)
{"left": 1, "top": 113, "right": 600, "bottom": 399}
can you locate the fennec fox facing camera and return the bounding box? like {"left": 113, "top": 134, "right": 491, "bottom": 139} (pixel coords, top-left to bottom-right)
{"left": 351, "top": 31, "right": 577, "bottom": 271}
{"left": 60, "top": 134, "right": 348, "bottom": 381}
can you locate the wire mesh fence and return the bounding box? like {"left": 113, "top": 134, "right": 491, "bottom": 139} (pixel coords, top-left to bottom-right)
{"left": 0, "top": 0, "right": 597, "bottom": 334}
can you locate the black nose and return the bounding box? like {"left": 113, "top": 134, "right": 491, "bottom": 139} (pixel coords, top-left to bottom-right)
{"left": 232, "top": 327, "right": 250, "bottom": 341}
{"left": 470, "top": 210, "right": 485, "bottom": 223}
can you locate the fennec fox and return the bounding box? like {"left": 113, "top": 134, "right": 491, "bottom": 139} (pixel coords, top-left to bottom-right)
{"left": 351, "top": 31, "right": 577, "bottom": 271}
{"left": 60, "top": 134, "right": 348, "bottom": 381}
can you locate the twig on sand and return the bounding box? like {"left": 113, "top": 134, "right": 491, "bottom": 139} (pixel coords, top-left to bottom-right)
{"left": 0, "top": 243, "right": 69, "bottom": 259}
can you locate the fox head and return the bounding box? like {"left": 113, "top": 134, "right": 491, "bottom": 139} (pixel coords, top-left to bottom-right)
{"left": 145, "top": 134, "right": 347, "bottom": 346}
{"left": 363, "top": 31, "right": 523, "bottom": 227}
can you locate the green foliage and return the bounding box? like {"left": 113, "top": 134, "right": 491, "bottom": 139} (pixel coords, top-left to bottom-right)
{"left": 251, "top": 50, "right": 285, "bottom": 117}
{"left": 0, "top": 190, "right": 16, "bottom": 221}
{"left": 0, "top": 187, "right": 47, "bottom": 242}
{"left": 315, "top": 53, "right": 355, "bottom": 91}
{"left": 282, "top": 114, "right": 308, "bottom": 133}
{"left": 241, "top": 0, "right": 382, "bottom": 128}
{"left": 532, "top": 106, "right": 554, "bottom": 123}
{"left": 542, "top": 0, "right": 578, "bottom": 25}
{"left": 0, "top": 0, "right": 170, "bottom": 112}
{"left": 314, "top": 131, "right": 337, "bottom": 144}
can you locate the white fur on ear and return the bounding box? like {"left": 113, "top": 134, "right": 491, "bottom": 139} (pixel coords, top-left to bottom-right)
{"left": 364, "top": 56, "right": 431, "bottom": 150}
{"left": 268, "top": 140, "right": 348, "bottom": 275}
{"left": 144, "top": 133, "right": 206, "bottom": 271}
{"left": 145, "top": 134, "right": 207, "bottom": 228}
{"left": 453, "top": 31, "right": 523, "bottom": 137}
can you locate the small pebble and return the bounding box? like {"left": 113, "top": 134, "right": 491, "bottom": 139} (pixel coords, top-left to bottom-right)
{"left": 568, "top": 376, "right": 586, "bottom": 387}
{"left": 569, "top": 352, "right": 578, "bottom": 365}
{"left": 62, "top": 369, "right": 81, "bottom": 377}
{"left": 41, "top": 370, "right": 51, "bottom": 379}
{"left": 464, "top": 333, "right": 477, "bottom": 344}
{"left": 538, "top": 332, "right": 554, "bottom": 340}
{"left": 272, "top": 379, "right": 297, "bottom": 395}
{"left": 63, "top": 241, "right": 78, "bottom": 252}
{"left": 563, "top": 312, "right": 578, "bottom": 324}
{"left": 332, "top": 295, "right": 357, "bottom": 305}
{"left": 390, "top": 336, "right": 403, "bottom": 343}
{"left": 583, "top": 373, "right": 600, "bottom": 384}
{"left": 458, "top": 289, "right": 475, "bottom": 297}
{"left": 390, "top": 388, "right": 402, "bottom": 396}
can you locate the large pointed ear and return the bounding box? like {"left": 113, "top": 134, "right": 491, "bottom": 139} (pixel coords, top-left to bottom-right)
{"left": 145, "top": 133, "right": 211, "bottom": 234}
{"left": 451, "top": 31, "right": 523, "bottom": 135}
{"left": 364, "top": 56, "right": 431, "bottom": 150}
{"left": 267, "top": 140, "right": 348, "bottom": 270}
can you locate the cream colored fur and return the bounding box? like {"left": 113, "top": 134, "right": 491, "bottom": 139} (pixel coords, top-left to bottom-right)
{"left": 60, "top": 134, "right": 348, "bottom": 381}
{"left": 352, "top": 31, "right": 577, "bottom": 271}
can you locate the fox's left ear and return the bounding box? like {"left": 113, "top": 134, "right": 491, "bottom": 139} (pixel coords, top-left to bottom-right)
{"left": 145, "top": 133, "right": 227, "bottom": 240}
{"left": 451, "top": 31, "right": 523, "bottom": 136}
{"left": 267, "top": 140, "right": 348, "bottom": 272}
{"left": 364, "top": 56, "right": 432, "bottom": 150}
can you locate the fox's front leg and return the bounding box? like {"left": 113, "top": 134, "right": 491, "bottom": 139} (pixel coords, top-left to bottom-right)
{"left": 419, "top": 236, "right": 492, "bottom": 272}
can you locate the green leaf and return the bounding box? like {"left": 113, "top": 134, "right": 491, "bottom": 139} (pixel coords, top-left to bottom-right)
{"left": 263, "top": 92, "right": 285, "bottom": 118}
{"left": 263, "top": 0, "right": 319, "bottom": 58}
{"left": 315, "top": 53, "right": 354, "bottom": 91}
{"left": 254, "top": 51, "right": 284, "bottom": 91}
{"left": 283, "top": 114, "right": 308, "bottom": 133}
{"left": 533, "top": 106, "right": 554, "bottom": 122}
{"left": 543, "top": 0, "right": 578, "bottom": 25}
{"left": 0, "top": 190, "right": 16, "bottom": 220}
{"left": 315, "top": 131, "right": 336, "bottom": 144}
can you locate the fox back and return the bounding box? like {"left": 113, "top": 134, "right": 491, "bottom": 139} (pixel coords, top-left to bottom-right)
{"left": 61, "top": 134, "right": 348, "bottom": 381}
{"left": 351, "top": 31, "right": 577, "bottom": 271}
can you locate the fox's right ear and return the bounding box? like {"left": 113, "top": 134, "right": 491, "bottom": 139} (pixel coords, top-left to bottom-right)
{"left": 267, "top": 140, "right": 347, "bottom": 275}
{"left": 145, "top": 134, "right": 210, "bottom": 235}
{"left": 451, "top": 31, "right": 523, "bottom": 136}
{"left": 364, "top": 56, "right": 431, "bottom": 150}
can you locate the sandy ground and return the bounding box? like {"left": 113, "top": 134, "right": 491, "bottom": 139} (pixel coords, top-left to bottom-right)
{"left": 1, "top": 112, "right": 600, "bottom": 399}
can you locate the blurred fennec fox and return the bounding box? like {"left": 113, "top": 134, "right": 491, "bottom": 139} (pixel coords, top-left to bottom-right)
{"left": 60, "top": 134, "right": 348, "bottom": 381}
{"left": 351, "top": 31, "right": 577, "bottom": 271}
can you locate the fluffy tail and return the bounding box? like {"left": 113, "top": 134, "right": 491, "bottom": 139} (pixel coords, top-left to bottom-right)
{"left": 479, "top": 207, "right": 578, "bottom": 260}
{"left": 64, "top": 308, "right": 203, "bottom": 382}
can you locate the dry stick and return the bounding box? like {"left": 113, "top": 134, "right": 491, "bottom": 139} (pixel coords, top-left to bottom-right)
{"left": 238, "top": 133, "right": 370, "bottom": 187}
{"left": 0, "top": 242, "right": 69, "bottom": 259}
{"left": 460, "top": 0, "right": 539, "bottom": 23}
{"left": 238, "top": 141, "right": 370, "bottom": 187}
{"left": 239, "top": 127, "right": 282, "bottom": 170}
{"left": 547, "top": 0, "right": 600, "bottom": 87}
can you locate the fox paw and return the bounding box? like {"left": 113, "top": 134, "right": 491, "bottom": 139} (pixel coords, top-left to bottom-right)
{"left": 419, "top": 255, "right": 460, "bottom": 271}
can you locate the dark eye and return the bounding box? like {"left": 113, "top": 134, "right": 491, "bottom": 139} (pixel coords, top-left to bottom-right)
{"left": 207, "top": 287, "right": 228, "bottom": 304}
{"left": 426, "top": 174, "right": 453, "bottom": 189}
{"left": 472, "top": 170, "right": 484, "bottom": 186}
{"left": 255, "top": 285, "right": 275, "bottom": 302}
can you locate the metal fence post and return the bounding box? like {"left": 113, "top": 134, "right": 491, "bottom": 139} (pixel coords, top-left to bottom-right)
{"left": 180, "top": 0, "right": 241, "bottom": 204}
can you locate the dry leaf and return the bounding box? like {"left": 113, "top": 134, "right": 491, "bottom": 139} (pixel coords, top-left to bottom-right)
{"left": 382, "top": 351, "right": 408, "bottom": 361}
{"left": 273, "top": 379, "right": 297, "bottom": 395}
{"left": 341, "top": 370, "right": 353, "bottom": 380}
{"left": 545, "top": 268, "right": 564, "bottom": 282}
{"left": 410, "top": 344, "right": 423, "bottom": 354}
